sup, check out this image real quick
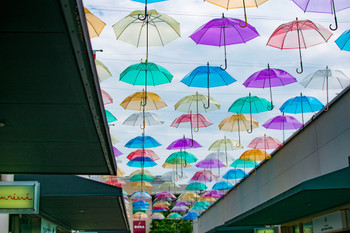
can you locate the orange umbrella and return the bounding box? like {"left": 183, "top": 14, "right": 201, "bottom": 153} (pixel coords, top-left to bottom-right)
{"left": 239, "top": 149, "right": 271, "bottom": 161}
{"left": 84, "top": 8, "right": 106, "bottom": 38}
{"left": 120, "top": 90, "right": 167, "bottom": 111}
{"left": 133, "top": 212, "right": 148, "bottom": 219}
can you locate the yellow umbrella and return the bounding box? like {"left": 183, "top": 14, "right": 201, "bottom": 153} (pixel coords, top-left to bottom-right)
{"left": 239, "top": 149, "right": 271, "bottom": 161}
{"left": 133, "top": 212, "right": 148, "bottom": 219}
{"left": 179, "top": 192, "right": 200, "bottom": 201}
{"left": 117, "top": 167, "right": 125, "bottom": 177}
{"left": 199, "top": 196, "right": 217, "bottom": 202}
{"left": 110, "top": 133, "right": 120, "bottom": 144}
{"left": 162, "top": 163, "right": 192, "bottom": 169}
{"left": 204, "top": 0, "right": 268, "bottom": 27}
{"left": 131, "top": 181, "right": 153, "bottom": 189}
{"left": 120, "top": 90, "right": 167, "bottom": 111}
{"left": 95, "top": 60, "right": 112, "bottom": 82}
{"left": 129, "top": 169, "right": 154, "bottom": 177}
{"left": 153, "top": 201, "right": 171, "bottom": 206}
{"left": 84, "top": 8, "right": 106, "bottom": 38}
{"left": 219, "top": 114, "right": 258, "bottom": 146}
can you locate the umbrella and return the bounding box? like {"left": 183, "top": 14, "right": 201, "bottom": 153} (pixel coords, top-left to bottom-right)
{"left": 166, "top": 151, "right": 198, "bottom": 164}
{"left": 167, "top": 213, "right": 182, "bottom": 219}
{"left": 125, "top": 135, "right": 161, "bottom": 148}
{"left": 158, "top": 182, "right": 181, "bottom": 192}
{"left": 84, "top": 8, "right": 106, "bottom": 38}
{"left": 230, "top": 159, "right": 259, "bottom": 169}
{"left": 101, "top": 90, "right": 113, "bottom": 105}
{"left": 162, "top": 171, "right": 188, "bottom": 182}
{"left": 127, "top": 149, "right": 160, "bottom": 161}
{"left": 131, "top": 181, "right": 153, "bottom": 189}
{"left": 202, "top": 190, "right": 225, "bottom": 198}
{"left": 267, "top": 18, "right": 332, "bottom": 74}
{"left": 167, "top": 137, "right": 202, "bottom": 150}
{"left": 150, "top": 213, "right": 165, "bottom": 220}
{"left": 171, "top": 113, "right": 213, "bottom": 137}
{"left": 130, "top": 173, "right": 154, "bottom": 182}
{"left": 110, "top": 133, "right": 120, "bottom": 145}
{"left": 300, "top": 66, "right": 350, "bottom": 109}
{"left": 133, "top": 206, "right": 149, "bottom": 211}
{"left": 222, "top": 169, "right": 248, "bottom": 182}
{"left": 113, "top": 146, "right": 123, "bottom": 157}
{"left": 127, "top": 157, "right": 157, "bottom": 167}
{"left": 291, "top": 0, "right": 350, "bottom": 31}
{"left": 196, "top": 159, "right": 225, "bottom": 176}
{"left": 204, "top": 0, "right": 269, "bottom": 27}
{"left": 120, "top": 91, "right": 167, "bottom": 111}
{"left": 209, "top": 136, "right": 243, "bottom": 166}
{"left": 123, "top": 112, "right": 164, "bottom": 128}
{"left": 212, "top": 181, "right": 233, "bottom": 190}
{"left": 133, "top": 200, "right": 150, "bottom": 206}
{"left": 95, "top": 60, "right": 112, "bottom": 82}
{"left": 117, "top": 167, "right": 125, "bottom": 177}
{"left": 105, "top": 110, "right": 117, "bottom": 124}
{"left": 243, "top": 64, "right": 297, "bottom": 108}
{"left": 155, "top": 192, "right": 176, "bottom": 201}
{"left": 152, "top": 206, "right": 169, "bottom": 212}
{"left": 171, "top": 205, "right": 189, "bottom": 212}
{"left": 240, "top": 149, "right": 271, "bottom": 161}
{"left": 133, "top": 212, "right": 148, "bottom": 219}
{"left": 175, "top": 91, "right": 221, "bottom": 113}
{"left": 153, "top": 201, "right": 170, "bottom": 207}
{"left": 174, "top": 201, "right": 191, "bottom": 207}
{"left": 190, "top": 170, "right": 219, "bottom": 183}
{"left": 131, "top": 191, "right": 152, "bottom": 201}
{"left": 183, "top": 212, "right": 200, "bottom": 220}
{"left": 190, "top": 14, "right": 259, "bottom": 69}
{"left": 228, "top": 93, "right": 273, "bottom": 133}
{"left": 262, "top": 114, "right": 303, "bottom": 142}
{"left": 123, "top": 190, "right": 128, "bottom": 199}
{"left": 105, "top": 177, "right": 126, "bottom": 187}
{"left": 120, "top": 62, "right": 173, "bottom": 106}
{"left": 191, "top": 201, "right": 210, "bottom": 211}
{"left": 248, "top": 134, "right": 283, "bottom": 150}
{"left": 280, "top": 93, "right": 324, "bottom": 125}
{"left": 199, "top": 196, "right": 217, "bottom": 202}
{"left": 219, "top": 114, "right": 259, "bottom": 146}
{"left": 179, "top": 192, "right": 200, "bottom": 201}
{"left": 162, "top": 162, "right": 192, "bottom": 169}
{"left": 181, "top": 63, "right": 236, "bottom": 109}
{"left": 130, "top": 169, "right": 154, "bottom": 177}
{"left": 185, "top": 182, "right": 207, "bottom": 191}
{"left": 335, "top": 29, "right": 350, "bottom": 51}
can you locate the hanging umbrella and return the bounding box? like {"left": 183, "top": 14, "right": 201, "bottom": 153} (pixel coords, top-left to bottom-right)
{"left": 105, "top": 177, "right": 126, "bottom": 188}
{"left": 101, "top": 90, "right": 113, "bottom": 105}
{"left": 228, "top": 93, "right": 273, "bottom": 133}
{"left": 196, "top": 159, "right": 225, "bottom": 176}
{"left": 199, "top": 196, "right": 217, "bottom": 202}
{"left": 123, "top": 112, "right": 164, "bottom": 127}
{"left": 117, "top": 167, "right": 125, "bottom": 177}
{"left": 131, "top": 181, "right": 153, "bottom": 189}
{"left": 222, "top": 169, "right": 248, "bottom": 182}
{"left": 248, "top": 134, "right": 283, "bottom": 150}
{"left": 267, "top": 18, "right": 332, "bottom": 74}
{"left": 175, "top": 91, "right": 221, "bottom": 113}
{"left": 105, "top": 110, "right": 117, "bottom": 124}
{"left": 243, "top": 64, "right": 297, "bottom": 108}
{"left": 230, "top": 159, "right": 258, "bottom": 169}
{"left": 204, "top": 0, "right": 269, "bottom": 27}
{"left": 262, "top": 115, "right": 303, "bottom": 142}
{"left": 133, "top": 212, "right": 148, "bottom": 219}
{"left": 300, "top": 66, "right": 350, "bottom": 109}
{"left": 166, "top": 151, "right": 198, "bottom": 164}
{"left": 130, "top": 169, "right": 154, "bottom": 177}
{"left": 127, "top": 149, "right": 160, "bottom": 161}
{"left": 127, "top": 157, "right": 157, "bottom": 167}
{"left": 120, "top": 62, "right": 173, "bottom": 106}
{"left": 133, "top": 205, "right": 149, "bottom": 211}
{"left": 158, "top": 182, "right": 181, "bottom": 191}
{"left": 167, "top": 136, "right": 202, "bottom": 150}
{"left": 190, "top": 170, "right": 219, "bottom": 183}
{"left": 84, "top": 8, "right": 106, "bottom": 38}
{"left": 209, "top": 136, "right": 242, "bottom": 166}
{"left": 212, "top": 181, "right": 233, "bottom": 190}
{"left": 95, "top": 60, "right": 112, "bottom": 82}
{"left": 171, "top": 113, "right": 213, "bottom": 138}
{"left": 191, "top": 201, "right": 210, "bottom": 211}
{"left": 280, "top": 93, "right": 324, "bottom": 125}
{"left": 121, "top": 91, "right": 167, "bottom": 111}
{"left": 152, "top": 206, "right": 169, "bottom": 212}
{"left": 167, "top": 213, "right": 182, "bottom": 219}
{"left": 125, "top": 135, "right": 161, "bottom": 148}
{"left": 130, "top": 173, "right": 154, "bottom": 182}
{"left": 183, "top": 212, "right": 200, "bottom": 220}
{"left": 179, "top": 192, "right": 200, "bottom": 201}
{"left": 150, "top": 213, "right": 165, "bottom": 220}
{"left": 219, "top": 114, "right": 259, "bottom": 146}
{"left": 113, "top": 146, "right": 123, "bottom": 157}
{"left": 162, "top": 171, "right": 188, "bottom": 182}
{"left": 123, "top": 190, "right": 128, "bottom": 199}
{"left": 202, "top": 190, "right": 225, "bottom": 198}
{"left": 162, "top": 162, "right": 192, "bottom": 169}
{"left": 155, "top": 192, "right": 176, "bottom": 201}
{"left": 153, "top": 200, "right": 170, "bottom": 206}
{"left": 131, "top": 191, "right": 152, "bottom": 201}
{"left": 240, "top": 149, "right": 271, "bottom": 161}
{"left": 185, "top": 182, "right": 208, "bottom": 191}
{"left": 110, "top": 133, "right": 120, "bottom": 145}
{"left": 174, "top": 201, "right": 191, "bottom": 207}
{"left": 181, "top": 63, "right": 236, "bottom": 109}
{"left": 335, "top": 29, "right": 350, "bottom": 51}
{"left": 153, "top": 203, "right": 170, "bottom": 209}
{"left": 171, "top": 205, "right": 189, "bottom": 212}
{"left": 190, "top": 14, "right": 259, "bottom": 69}
{"left": 291, "top": 0, "right": 350, "bottom": 31}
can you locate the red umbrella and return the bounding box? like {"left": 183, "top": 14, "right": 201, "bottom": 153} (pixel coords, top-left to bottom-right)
{"left": 267, "top": 18, "right": 332, "bottom": 74}
{"left": 105, "top": 177, "right": 125, "bottom": 187}
{"left": 247, "top": 134, "right": 283, "bottom": 150}
{"left": 127, "top": 149, "right": 160, "bottom": 161}
{"left": 190, "top": 170, "right": 219, "bottom": 183}
{"left": 101, "top": 89, "right": 113, "bottom": 105}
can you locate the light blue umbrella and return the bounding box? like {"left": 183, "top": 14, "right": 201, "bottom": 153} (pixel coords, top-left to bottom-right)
{"left": 223, "top": 169, "right": 248, "bottom": 180}
{"left": 212, "top": 181, "right": 233, "bottom": 190}
{"left": 127, "top": 157, "right": 157, "bottom": 167}
{"left": 125, "top": 135, "right": 161, "bottom": 148}
{"left": 131, "top": 0, "right": 167, "bottom": 3}
{"left": 335, "top": 29, "right": 350, "bottom": 51}
{"left": 105, "top": 110, "right": 117, "bottom": 124}
{"left": 181, "top": 63, "right": 236, "bottom": 109}
{"left": 183, "top": 211, "right": 200, "bottom": 220}
{"left": 185, "top": 182, "right": 207, "bottom": 191}
{"left": 280, "top": 93, "right": 324, "bottom": 126}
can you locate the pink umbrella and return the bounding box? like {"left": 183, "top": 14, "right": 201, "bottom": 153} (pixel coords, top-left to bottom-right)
{"left": 155, "top": 191, "right": 176, "bottom": 201}
{"left": 247, "top": 134, "right": 283, "bottom": 150}
{"left": 202, "top": 190, "right": 225, "bottom": 198}
{"left": 263, "top": 115, "right": 303, "bottom": 142}
{"left": 101, "top": 89, "right": 113, "bottom": 105}
{"left": 127, "top": 149, "right": 160, "bottom": 161}
{"left": 196, "top": 159, "right": 225, "bottom": 176}
{"left": 190, "top": 170, "right": 219, "bottom": 183}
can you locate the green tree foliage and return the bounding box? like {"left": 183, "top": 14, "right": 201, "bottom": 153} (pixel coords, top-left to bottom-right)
{"left": 150, "top": 219, "right": 193, "bottom": 233}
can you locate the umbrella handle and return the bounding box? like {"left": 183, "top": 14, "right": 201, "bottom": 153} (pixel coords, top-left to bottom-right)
{"left": 329, "top": 0, "right": 338, "bottom": 31}
{"left": 239, "top": 0, "right": 248, "bottom": 28}
{"left": 203, "top": 62, "right": 210, "bottom": 109}
{"left": 296, "top": 22, "right": 303, "bottom": 74}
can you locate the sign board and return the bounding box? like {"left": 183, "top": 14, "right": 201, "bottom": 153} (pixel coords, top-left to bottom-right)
{"left": 0, "top": 181, "right": 40, "bottom": 214}
{"left": 41, "top": 218, "right": 57, "bottom": 233}
{"left": 313, "top": 211, "right": 350, "bottom": 233}
{"left": 133, "top": 220, "right": 146, "bottom": 233}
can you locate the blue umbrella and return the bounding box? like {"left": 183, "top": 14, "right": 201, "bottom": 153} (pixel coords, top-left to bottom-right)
{"left": 183, "top": 211, "right": 200, "bottom": 220}
{"left": 280, "top": 93, "right": 324, "bottom": 126}
{"left": 105, "top": 110, "right": 117, "bottom": 124}
{"left": 127, "top": 157, "right": 157, "bottom": 167}
{"left": 181, "top": 63, "right": 236, "bottom": 109}
{"left": 125, "top": 135, "right": 161, "bottom": 148}
{"left": 212, "top": 181, "right": 233, "bottom": 190}
{"left": 131, "top": 0, "right": 166, "bottom": 3}
{"left": 223, "top": 169, "right": 248, "bottom": 180}
{"left": 133, "top": 200, "right": 150, "bottom": 206}
{"left": 335, "top": 29, "right": 350, "bottom": 51}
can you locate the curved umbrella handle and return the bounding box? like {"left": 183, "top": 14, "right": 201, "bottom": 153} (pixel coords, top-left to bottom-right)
{"left": 329, "top": 0, "right": 338, "bottom": 31}
{"left": 203, "top": 62, "right": 211, "bottom": 109}
{"left": 296, "top": 21, "right": 304, "bottom": 74}
{"left": 137, "top": 2, "right": 148, "bottom": 21}
{"left": 220, "top": 58, "right": 228, "bottom": 70}
{"left": 239, "top": 0, "right": 248, "bottom": 28}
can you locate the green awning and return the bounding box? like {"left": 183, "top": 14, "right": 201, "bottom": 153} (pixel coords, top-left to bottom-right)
{"left": 225, "top": 167, "right": 350, "bottom": 227}
{"left": 15, "top": 175, "right": 130, "bottom": 232}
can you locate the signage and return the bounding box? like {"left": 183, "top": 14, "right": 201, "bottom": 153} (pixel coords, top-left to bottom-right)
{"left": 0, "top": 181, "right": 40, "bottom": 214}
{"left": 133, "top": 220, "right": 146, "bottom": 233}
{"left": 313, "top": 211, "right": 350, "bottom": 233}
{"left": 41, "top": 218, "right": 57, "bottom": 233}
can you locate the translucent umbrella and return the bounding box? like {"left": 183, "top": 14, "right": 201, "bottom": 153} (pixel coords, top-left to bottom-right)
{"left": 174, "top": 201, "right": 191, "bottom": 207}
{"left": 262, "top": 115, "right": 303, "bottom": 142}
{"left": 222, "top": 169, "right": 248, "bottom": 184}
{"left": 105, "top": 110, "right": 117, "bottom": 124}
{"left": 162, "top": 171, "right": 188, "bottom": 182}
{"left": 171, "top": 113, "right": 213, "bottom": 138}
{"left": 95, "top": 60, "right": 112, "bottom": 82}
{"left": 171, "top": 205, "right": 189, "bottom": 212}
{"left": 335, "top": 29, "right": 350, "bottom": 51}
{"left": 199, "top": 196, "right": 217, "bottom": 202}
{"left": 125, "top": 135, "right": 161, "bottom": 149}
{"left": 175, "top": 91, "right": 221, "bottom": 113}
{"left": 131, "top": 191, "right": 152, "bottom": 201}
{"left": 84, "top": 8, "right": 106, "bottom": 38}
{"left": 130, "top": 169, "right": 154, "bottom": 177}
{"left": 123, "top": 112, "right": 164, "bottom": 127}
{"left": 158, "top": 182, "right": 181, "bottom": 192}
{"left": 191, "top": 201, "right": 210, "bottom": 211}
{"left": 167, "top": 213, "right": 182, "bottom": 219}
{"left": 205, "top": 152, "right": 234, "bottom": 168}
{"left": 202, "top": 190, "right": 225, "bottom": 198}
{"left": 155, "top": 191, "right": 176, "bottom": 201}
{"left": 196, "top": 158, "right": 225, "bottom": 176}
{"left": 150, "top": 213, "right": 165, "bottom": 220}
{"left": 209, "top": 136, "right": 243, "bottom": 166}
{"left": 239, "top": 149, "right": 271, "bottom": 161}
{"left": 117, "top": 167, "right": 125, "bottom": 177}
{"left": 179, "top": 192, "right": 200, "bottom": 201}
{"left": 183, "top": 211, "right": 200, "bottom": 220}
{"left": 120, "top": 90, "right": 167, "bottom": 111}
{"left": 127, "top": 157, "right": 157, "bottom": 168}
{"left": 190, "top": 170, "right": 219, "bottom": 183}
{"left": 248, "top": 134, "right": 283, "bottom": 150}
{"left": 130, "top": 173, "right": 154, "bottom": 182}
{"left": 113, "top": 146, "right": 123, "bottom": 157}
{"left": 167, "top": 136, "right": 202, "bottom": 150}
{"left": 131, "top": 181, "right": 153, "bottom": 189}
{"left": 230, "top": 159, "right": 259, "bottom": 173}
{"left": 212, "top": 181, "right": 233, "bottom": 190}
{"left": 127, "top": 149, "right": 159, "bottom": 161}
{"left": 185, "top": 182, "right": 207, "bottom": 191}
{"left": 101, "top": 90, "right": 113, "bottom": 105}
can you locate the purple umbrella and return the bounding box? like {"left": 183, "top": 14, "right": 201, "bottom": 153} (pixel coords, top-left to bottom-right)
{"left": 196, "top": 159, "right": 225, "bottom": 176}
{"left": 263, "top": 115, "right": 303, "bottom": 142}
{"left": 174, "top": 201, "right": 191, "bottom": 207}
{"left": 167, "top": 136, "right": 202, "bottom": 150}
{"left": 171, "top": 205, "right": 189, "bottom": 212}
{"left": 113, "top": 146, "right": 123, "bottom": 157}
{"left": 292, "top": 0, "right": 350, "bottom": 31}
{"left": 243, "top": 64, "right": 297, "bottom": 109}
{"left": 202, "top": 190, "right": 225, "bottom": 198}
{"left": 190, "top": 14, "right": 259, "bottom": 70}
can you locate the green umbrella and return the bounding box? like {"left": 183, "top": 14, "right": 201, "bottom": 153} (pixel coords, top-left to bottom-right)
{"left": 228, "top": 93, "right": 273, "bottom": 133}
{"left": 166, "top": 151, "right": 198, "bottom": 164}
{"left": 167, "top": 213, "right": 182, "bottom": 219}
{"left": 130, "top": 173, "right": 154, "bottom": 182}
{"left": 105, "top": 110, "right": 117, "bottom": 124}
{"left": 191, "top": 201, "right": 210, "bottom": 211}
{"left": 185, "top": 182, "right": 207, "bottom": 191}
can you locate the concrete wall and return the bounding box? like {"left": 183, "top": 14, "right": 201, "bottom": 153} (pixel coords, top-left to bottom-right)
{"left": 195, "top": 88, "right": 350, "bottom": 233}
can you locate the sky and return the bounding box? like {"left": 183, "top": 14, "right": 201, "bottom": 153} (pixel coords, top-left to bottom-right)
{"left": 82, "top": 0, "right": 350, "bottom": 186}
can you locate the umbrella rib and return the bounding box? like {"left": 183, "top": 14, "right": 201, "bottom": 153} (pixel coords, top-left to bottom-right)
{"left": 114, "top": 16, "right": 139, "bottom": 40}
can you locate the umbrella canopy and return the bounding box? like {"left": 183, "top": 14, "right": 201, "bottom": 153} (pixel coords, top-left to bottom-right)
{"left": 153, "top": 200, "right": 170, "bottom": 206}
{"left": 185, "top": 182, "right": 207, "bottom": 191}
{"left": 262, "top": 115, "right": 303, "bottom": 142}
{"left": 230, "top": 159, "right": 259, "bottom": 169}
{"left": 120, "top": 91, "right": 167, "bottom": 111}
{"left": 133, "top": 206, "right": 149, "bottom": 211}
{"left": 335, "top": 29, "right": 350, "bottom": 51}
{"left": 179, "top": 192, "right": 200, "bottom": 201}
{"left": 130, "top": 169, "right": 154, "bottom": 177}
{"left": 110, "top": 133, "right": 120, "bottom": 145}
{"left": 181, "top": 63, "right": 236, "bottom": 108}
{"left": 174, "top": 201, "right": 191, "bottom": 207}
{"left": 240, "top": 149, "right": 271, "bottom": 161}
{"left": 205, "top": 151, "right": 233, "bottom": 163}
{"left": 105, "top": 110, "right": 117, "bottom": 124}
{"left": 171, "top": 113, "right": 213, "bottom": 128}
{"left": 152, "top": 206, "right": 169, "bottom": 212}
{"left": 123, "top": 112, "right": 164, "bottom": 127}
{"left": 183, "top": 212, "right": 200, "bottom": 220}
{"left": 191, "top": 201, "right": 210, "bottom": 211}
{"left": 105, "top": 178, "right": 125, "bottom": 188}
{"left": 267, "top": 18, "right": 332, "bottom": 73}
{"left": 202, "top": 190, "right": 225, "bottom": 198}
{"left": 127, "top": 149, "right": 160, "bottom": 161}
{"left": 171, "top": 205, "right": 189, "bottom": 212}
{"left": 125, "top": 135, "right": 161, "bottom": 148}
{"left": 101, "top": 90, "right": 113, "bottom": 105}
{"left": 175, "top": 91, "right": 221, "bottom": 113}
{"left": 130, "top": 173, "right": 154, "bottom": 182}
{"left": 133, "top": 200, "right": 150, "bottom": 207}
{"left": 131, "top": 181, "right": 153, "bottom": 189}
{"left": 190, "top": 15, "right": 259, "bottom": 69}
{"left": 199, "top": 196, "right": 217, "bottom": 202}
{"left": 131, "top": 191, "right": 152, "bottom": 201}
{"left": 212, "top": 181, "right": 233, "bottom": 190}
{"left": 155, "top": 192, "right": 176, "bottom": 201}
{"left": 158, "top": 182, "right": 181, "bottom": 191}
{"left": 190, "top": 170, "right": 219, "bottom": 183}
{"left": 95, "top": 60, "right": 112, "bottom": 82}
{"left": 196, "top": 159, "right": 225, "bottom": 169}
{"left": 248, "top": 135, "right": 283, "bottom": 150}
{"left": 223, "top": 169, "right": 248, "bottom": 180}
{"left": 166, "top": 151, "right": 198, "bottom": 164}
{"left": 209, "top": 137, "right": 242, "bottom": 166}
{"left": 117, "top": 167, "right": 125, "bottom": 177}
{"left": 167, "top": 137, "right": 202, "bottom": 150}
{"left": 84, "top": 8, "right": 106, "bottom": 38}
{"left": 291, "top": 0, "right": 350, "bottom": 31}
{"left": 113, "top": 146, "right": 123, "bottom": 157}
{"left": 150, "top": 213, "right": 165, "bottom": 220}
{"left": 162, "top": 162, "right": 192, "bottom": 169}
{"left": 127, "top": 157, "right": 157, "bottom": 167}
{"left": 162, "top": 170, "right": 188, "bottom": 182}
{"left": 167, "top": 213, "right": 182, "bottom": 219}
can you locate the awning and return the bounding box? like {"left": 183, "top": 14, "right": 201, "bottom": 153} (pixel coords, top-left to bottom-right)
{"left": 224, "top": 167, "right": 350, "bottom": 227}
{"left": 207, "top": 226, "right": 263, "bottom": 233}
{"left": 0, "top": 0, "right": 116, "bottom": 174}
{"left": 15, "top": 175, "right": 130, "bottom": 232}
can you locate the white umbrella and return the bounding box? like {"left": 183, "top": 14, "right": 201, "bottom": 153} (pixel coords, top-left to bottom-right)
{"left": 123, "top": 112, "right": 164, "bottom": 128}
{"left": 162, "top": 171, "right": 188, "bottom": 182}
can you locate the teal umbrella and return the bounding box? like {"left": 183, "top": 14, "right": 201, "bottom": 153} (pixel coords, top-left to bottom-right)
{"left": 166, "top": 151, "right": 198, "bottom": 164}
{"left": 191, "top": 201, "right": 210, "bottom": 211}
{"left": 185, "top": 182, "right": 207, "bottom": 191}
{"left": 228, "top": 93, "right": 273, "bottom": 133}
{"left": 167, "top": 213, "right": 182, "bottom": 219}
{"left": 230, "top": 159, "right": 258, "bottom": 170}
{"left": 105, "top": 110, "right": 117, "bottom": 124}
{"left": 130, "top": 173, "right": 154, "bottom": 182}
